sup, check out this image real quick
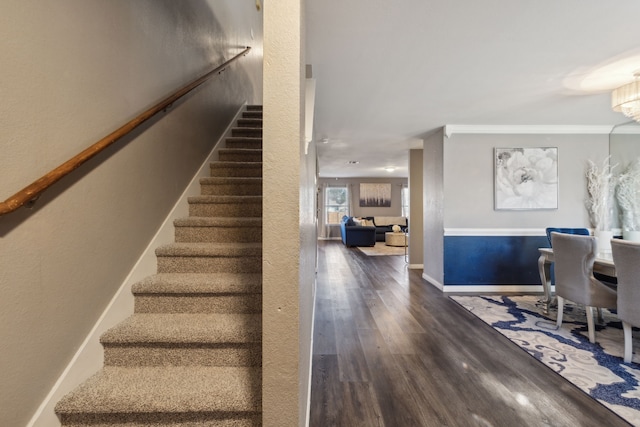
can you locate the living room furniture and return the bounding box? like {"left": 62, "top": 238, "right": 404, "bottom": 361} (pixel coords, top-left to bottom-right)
{"left": 385, "top": 232, "right": 407, "bottom": 247}
{"left": 364, "top": 216, "right": 408, "bottom": 242}
{"left": 340, "top": 216, "right": 376, "bottom": 247}
{"left": 551, "top": 232, "right": 617, "bottom": 344}
{"left": 611, "top": 239, "right": 640, "bottom": 363}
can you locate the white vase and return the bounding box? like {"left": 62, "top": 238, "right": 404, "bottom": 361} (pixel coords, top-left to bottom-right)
{"left": 623, "top": 230, "right": 640, "bottom": 242}
{"left": 594, "top": 229, "right": 613, "bottom": 254}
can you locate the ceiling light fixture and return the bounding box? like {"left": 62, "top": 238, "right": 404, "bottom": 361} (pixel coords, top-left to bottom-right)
{"left": 612, "top": 72, "right": 640, "bottom": 122}
{"left": 384, "top": 167, "right": 395, "bottom": 172}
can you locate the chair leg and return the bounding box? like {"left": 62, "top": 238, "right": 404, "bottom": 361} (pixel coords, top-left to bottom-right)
{"left": 586, "top": 306, "right": 596, "bottom": 343}
{"left": 597, "top": 307, "right": 603, "bottom": 323}
{"left": 556, "top": 296, "right": 564, "bottom": 330}
{"left": 623, "top": 321, "right": 633, "bottom": 363}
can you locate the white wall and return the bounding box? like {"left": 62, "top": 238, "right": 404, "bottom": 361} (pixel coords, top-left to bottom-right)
{"left": 0, "top": 2, "right": 262, "bottom": 426}
{"left": 443, "top": 133, "right": 609, "bottom": 229}
{"left": 263, "top": 0, "right": 315, "bottom": 425}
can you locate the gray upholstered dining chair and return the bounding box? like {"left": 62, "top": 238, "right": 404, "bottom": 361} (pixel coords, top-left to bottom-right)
{"left": 611, "top": 239, "right": 640, "bottom": 363}
{"left": 551, "top": 232, "right": 617, "bottom": 343}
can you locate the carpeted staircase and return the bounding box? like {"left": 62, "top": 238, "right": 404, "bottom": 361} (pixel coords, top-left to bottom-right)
{"left": 55, "top": 105, "right": 263, "bottom": 427}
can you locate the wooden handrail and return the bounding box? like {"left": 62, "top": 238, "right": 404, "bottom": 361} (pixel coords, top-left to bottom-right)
{"left": 0, "top": 46, "right": 251, "bottom": 216}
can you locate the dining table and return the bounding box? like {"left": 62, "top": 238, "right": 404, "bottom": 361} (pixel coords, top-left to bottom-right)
{"left": 537, "top": 247, "right": 616, "bottom": 315}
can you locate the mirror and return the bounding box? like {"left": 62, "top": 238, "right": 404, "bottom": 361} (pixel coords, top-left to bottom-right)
{"left": 609, "top": 120, "right": 640, "bottom": 236}
{"left": 610, "top": 120, "right": 640, "bottom": 169}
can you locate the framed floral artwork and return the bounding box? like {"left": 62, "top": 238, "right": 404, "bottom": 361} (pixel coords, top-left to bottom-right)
{"left": 494, "top": 147, "right": 558, "bottom": 210}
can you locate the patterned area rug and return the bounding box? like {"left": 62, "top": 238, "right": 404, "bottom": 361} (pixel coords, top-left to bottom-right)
{"left": 356, "top": 242, "right": 405, "bottom": 256}
{"left": 451, "top": 295, "right": 640, "bottom": 426}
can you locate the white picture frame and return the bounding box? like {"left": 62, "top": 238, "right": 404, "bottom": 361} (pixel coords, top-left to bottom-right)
{"left": 494, "top": 147, "right": 558, "bottom": 210}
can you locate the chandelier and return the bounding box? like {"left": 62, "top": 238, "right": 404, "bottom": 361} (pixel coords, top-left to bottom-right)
{"left": 612, "top": 73, "right": 640, "bottom": 122}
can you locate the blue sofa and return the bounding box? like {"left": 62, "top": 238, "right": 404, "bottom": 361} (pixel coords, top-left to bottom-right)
{"left": 340, "top": 216, "right": 376, "bottom": 247}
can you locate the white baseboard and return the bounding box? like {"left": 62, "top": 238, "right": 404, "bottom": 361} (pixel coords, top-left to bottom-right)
{"left": 444, "top": 228, "right": 546, "bottom": 236}
{"left": 422, "top": 272, "right": 443, "bottom": 290}
{"left": 443, "top": 285, "right": 545, "bottom": 293}
{"left": 304, "top": 277, "right": 317, "bottom": 427}
{"left": 420, "top": 272, "right": 547, "bottom": 294}
{"left": 27, "top": 105, "right": 245, "bottom": 427}
{"left": 408, "top": 263, "right": 423, "bottom": 269}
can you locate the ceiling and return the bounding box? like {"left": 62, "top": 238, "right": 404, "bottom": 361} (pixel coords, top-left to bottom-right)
{"left": 305, "top": 0, "right": 640, "bottom": 178}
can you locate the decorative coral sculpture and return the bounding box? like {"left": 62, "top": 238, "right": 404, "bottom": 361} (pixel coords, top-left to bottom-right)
{"left": 585, "top": 157, "right": 617, "bottom": 231}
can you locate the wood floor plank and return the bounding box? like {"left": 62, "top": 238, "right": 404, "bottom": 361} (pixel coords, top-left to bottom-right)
{"left": 345, "top": 288, "right": 378, "bottom": 330}
{"left": 309, "top": 241, "right": 632, "bottom": 426}
{"left": 357, "top": 328, "right": 431, "bottom": 426}
{"left": 333, "top": 307, "right": 371, "bottom": 382}
{"left": 309, "top": 354, "right": 385, "bottom": 427}
{"left": 360, "top": 288, "right": 418, "bottom": 355}
{"left": 376, "top": 288, "right": 426, "bottom": 334}
{"left": 313, "top": 298, "right": 337, "bottom": 355}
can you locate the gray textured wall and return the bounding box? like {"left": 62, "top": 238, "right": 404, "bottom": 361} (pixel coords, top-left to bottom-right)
{"left": 423, "top": 130, "right": 445, "bottom": 285}
{"left": 409, "top": 149, "right": 424, "bottom": 266}
{"left": 263, "top": 1, "right": 315, "bottom": 425}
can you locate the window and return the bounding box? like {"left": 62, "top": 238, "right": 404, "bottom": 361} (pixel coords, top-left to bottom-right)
{"left": 401, "top": 186, "right": 409, "bottom": 218}
{"left": 325, "top": 186, "right": 349, "bottom": 224}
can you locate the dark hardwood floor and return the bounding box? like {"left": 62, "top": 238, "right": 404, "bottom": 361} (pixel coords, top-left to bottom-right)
{"left": 309, "top": 240, "right": 631, "bottom": 427}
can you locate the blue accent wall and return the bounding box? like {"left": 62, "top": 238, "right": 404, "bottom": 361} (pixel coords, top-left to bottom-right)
{"left": 444, "top": 235, "right": 550, "bottom": 286}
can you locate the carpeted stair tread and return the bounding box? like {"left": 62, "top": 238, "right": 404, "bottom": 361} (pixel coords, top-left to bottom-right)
{"left": 173, "top": 217, "right": 262, "bottom": 243}
{"left": 174, "top": 217, "right": 262, "bottom": 227}
{"left": 218, "top": 149, "right": 262, "bottom": 163}
{"left": 231, "top": 127, "right": 261, "bottom": 134}
{"left": 188, "top": 195, "right": 262, "bottom": 204}
{"left": 199, "top": 177, "right": 262, "bottom": 185}
{"left": 132, "top": 273, "right": 262, "bottom": 295}
{"left": 100, "top": 313, "right": 261, "bottom": 344}
{"left": 217, "top": 148, "right": 262, "bottom": 155}
{"left": 187, "top": 196, "right": 262, "bottom": 218}
{"left": 55, "top": 366, "right": 261, "bottom": 414}
{"left": 210, "top": 161, "right": 262, "bottom": 169}
{"left": 188, "top": 194, "right": 262, "bottom": 205}
{"left": 199, "top": 178, "right": 262, "bottom": 197}
{"left": 210, "top": 161, "right": 262, "bottom": 177}
{"left": 225, "top": 140, "right": 262, "bottom": 148}
{"left": 237, "top": 118, "right": 262, "bottom": 127}
{"left": 156, "top": 242, "right": 261, "bottom": 258}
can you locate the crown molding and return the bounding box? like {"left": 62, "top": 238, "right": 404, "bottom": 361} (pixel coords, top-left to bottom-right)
{"left": 444, "top": 124, "right": 615, "bottom": 138}
{"left": 611, "top": 125, "right": 640, "bottom": 134}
